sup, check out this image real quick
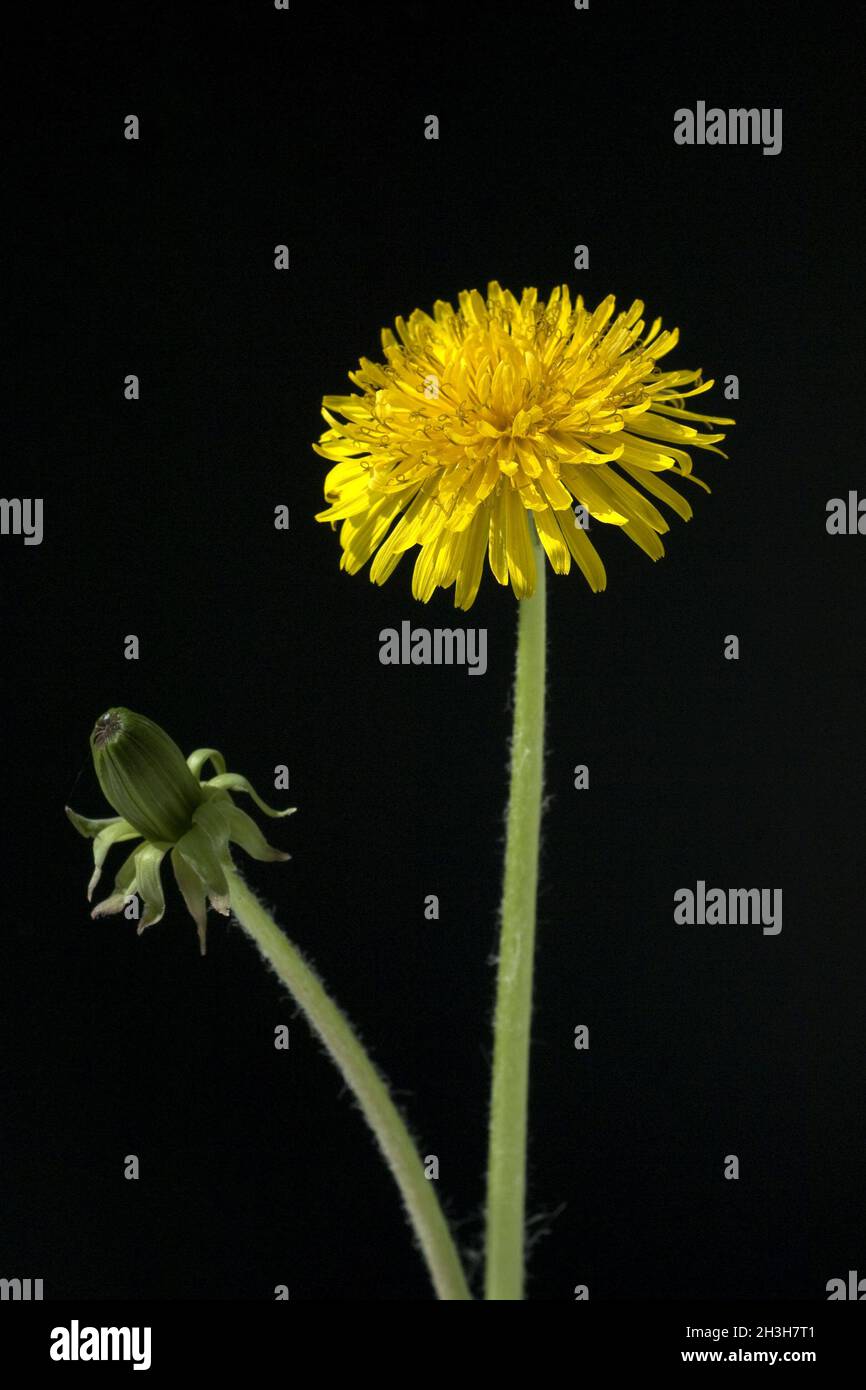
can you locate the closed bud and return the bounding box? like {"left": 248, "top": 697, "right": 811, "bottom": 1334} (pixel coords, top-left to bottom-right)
{"left": 68, "top": 707, "right": 295, "bottom": 951}
{"left": 91, "top": 708, "right": 205, "bottom": 844}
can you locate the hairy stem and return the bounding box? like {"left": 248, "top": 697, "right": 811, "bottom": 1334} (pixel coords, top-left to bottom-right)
{"left": 484, "top": 559, "right": 547, "bottom": 1299}
{"left": 226, "top": 867, "right": 472, "bottom": 1301}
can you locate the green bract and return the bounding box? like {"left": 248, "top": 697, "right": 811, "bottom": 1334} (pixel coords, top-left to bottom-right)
{"left": 67, "top": 707, "right": 294, "bottom": 953}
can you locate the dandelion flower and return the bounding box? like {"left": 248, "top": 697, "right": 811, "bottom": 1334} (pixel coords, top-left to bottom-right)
{"left": 315, "top": 283, "right": 734, "bottom": 608}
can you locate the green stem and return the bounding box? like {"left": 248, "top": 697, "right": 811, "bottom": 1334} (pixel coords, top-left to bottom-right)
{"left": 226, "top": 867, "right": 472, "bottom": 1301}
{"left": 484, "top": 555, "right": 547, "bottom": 1300}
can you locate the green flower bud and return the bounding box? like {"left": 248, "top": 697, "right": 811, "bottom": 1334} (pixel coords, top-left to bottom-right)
{"left": 67, "top": 707, "right": 295, "bottom": 953}
{"left": 91, "top": 708, "right": 205, "bottom": 844}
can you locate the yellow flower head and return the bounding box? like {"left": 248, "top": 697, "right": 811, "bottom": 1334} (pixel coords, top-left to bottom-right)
{"left": 315, "top": 283, "right": 734, "bottom": 609}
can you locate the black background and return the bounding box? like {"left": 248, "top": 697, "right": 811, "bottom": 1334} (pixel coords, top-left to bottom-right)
{"left": 2, "top": 0, "right": 863, "bottom": 1301}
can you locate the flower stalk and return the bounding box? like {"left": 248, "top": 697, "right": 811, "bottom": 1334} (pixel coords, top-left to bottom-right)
{"left": 227, "top": 869, "right": 472, "bottom": 1301}
{"left": 485, "top": 551, "right": 547, "bottom": 1299}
